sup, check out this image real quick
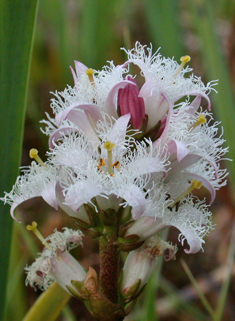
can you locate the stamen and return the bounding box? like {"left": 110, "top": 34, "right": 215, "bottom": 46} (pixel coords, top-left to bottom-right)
{"left": 168, "top": 179, "right": 202, "bottom": 208}
{"left": 112, "top": 161, "right": 120, "bottom": 169}
{"left": 104, "top": 141, "right": 116, "bottom": 174}
{"left": 174, "top": 55, "right": 191, "bottom": 77}
{"left": 85, "top": 68, "right": 95, "bottom": 84}
{"left": 29, "top": 149, "right": 46, "bottom": 167}
{"left": 97, "top": 158, "right": 106, "bottom": 171}
{"left": 189, "top": 114, "right": 207, "bottom": 131}
{"left": 27, "top": 222, "right": 51, "bottom": 251}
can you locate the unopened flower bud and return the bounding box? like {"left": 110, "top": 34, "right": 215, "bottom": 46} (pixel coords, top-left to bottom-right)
{"left": 118, "top": 77, "right": 145, "bottom": 129}
{"left": 50, "top": 249, "right": 87, "bottom": 299}
{"left": 121, "top": 236, "right": 177, "bottom": 299}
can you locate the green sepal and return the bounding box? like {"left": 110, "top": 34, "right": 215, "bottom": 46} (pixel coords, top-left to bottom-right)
{"left": 83, "top": 203, "right": 100, "bottom": 226}
{"left": 118, "top": 240, "right": 144, "bottom": 252}
{"left": 71, "top": 216, "right": 91, "bottom": 229}
{"left": 122, "top": 278, "right": 141, "bottom": 301}
{"left": 124, "top": 299, "right": 137, "bottom": 316}
{"left": 74, "top": 225, "right": 102, "bottom": 238}
{"left": 71, "top": 280, "right": 89, "bottom": 300}
{"left": 119, "top": 220, "right": 134, "bottom": 237}
{"left": 99, "top": 209, "right": 117, "bottom": 226}
{"left": 118, "top": 233, "right": 140, "bottom": 246}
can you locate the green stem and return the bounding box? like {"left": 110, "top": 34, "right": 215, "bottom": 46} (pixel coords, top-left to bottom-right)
{"left": 99, "top": 226, "right": 120, "bottom": 304}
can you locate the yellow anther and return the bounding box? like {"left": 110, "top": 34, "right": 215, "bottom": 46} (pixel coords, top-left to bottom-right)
{"left": 104, "top": 141, "right": 116, "bottom": 151}
{"left": 180, "top": 55, "right": 191, "bottom": 64}
{"left": 26, "top": 221, "right": 38, "bottom": 231}
{"left": 85, "top": 68, "right": 95, "bottom": 84}
{"left": 189, "top": 114, "right": 207, "bottom": 131}
{"left": 168, "top": 179, "right": 202, "bottom": 208}
{"left": 174, "top": 55, "right": 191, "bottom": 77}
{"left": 99, "top": 158, "right": 106, "bottom": 167}
{"left": 198, "top": 114, "right": 206, "bottom": 125}
{"left": 191, "top": 179, "right": 202, "bottom": 189}
{"left": 29, "top": 149, "right": 46, "bottom": 167}
{"left": 27, "top": 221, "right": 51, "bottom": 251}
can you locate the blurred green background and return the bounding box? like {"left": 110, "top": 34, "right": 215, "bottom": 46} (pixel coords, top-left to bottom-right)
{"left": 1, "top": 0, "right": 235, "bottom": 320}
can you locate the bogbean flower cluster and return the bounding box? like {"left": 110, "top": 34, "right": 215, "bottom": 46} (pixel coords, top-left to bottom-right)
{"left": 1, "top": 43, "right": 228, "bottom": 316}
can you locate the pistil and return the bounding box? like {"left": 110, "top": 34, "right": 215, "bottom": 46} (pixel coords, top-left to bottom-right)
{"left": 168, "top": 180, "right": 202, "bottom": 208}
{"left": 27, "top": 221, "right": 52, "bottom": 250}
{"left": 189, "top": 114, "right": 207, "bottom": 131}
{"left": 104, "top": 141, "right": 116, "bottom": 175}
{"left": 174, "top": 55, "right": 191, "bottom": 77}
{"left": 29, "top": 149, "right": 46, "bottom": 167}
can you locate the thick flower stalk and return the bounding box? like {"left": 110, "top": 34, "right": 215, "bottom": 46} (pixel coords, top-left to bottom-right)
{"left": 1, "top": 43, "right": 228, "bottom": 320}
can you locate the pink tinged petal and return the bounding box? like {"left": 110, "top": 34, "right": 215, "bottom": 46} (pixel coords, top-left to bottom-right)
{"left": 144, "top": 96, "right": 169, "bottom": 131}
{"left": 104, "top": 80, "right": 134, "bottom": 118}
{"left": 49, "top": 126, "right": 77, "bottom": 149}
{"left": 168, "top": 153, "right": 202, "bottom": 174}
{"left": 65, "top": 180, "right": 103, "bottom": 212}
{"left": 108, "top": 114, "right": 130, "bottom": 145}
{"left": 56, "top": 183, "right": 90, "bottom": 222}
{"left": 70, "top": 61, "right": 87, "bottom": 85}
{"left": 120, "top": 185, "right": 146, "bottom": 219}
{"left": 189, "top": 173, "right": 216, "bottom": 205}
{"left": 125, "top": 216, "right": 166, "bottom": 241}
{"left": 65, "top": 110, "right": 99, "bottom": 142}
{"left": 167, "top": 139, "right": 190, "bottom": 162}
{"left": 50, "top": 250, "right": 86, "bottom": 293}
{"left": 139, "top": 79, "right": 156, "bottom": 97}
{"left": 130, "top": 157, "right": 166, "bottom": 175}
{"left": 10, "top": 196, "right": 28, "bottom": 222}
{"left": 187, "top": 93, "right": 211, "bottom": 113}
{"left": 172, "top": 222, "right": 202, "bottom": 254}
{"left": 118, "top": 83, "right": 145, "bottom": 129}
{"left": 41, "top": 181, "right": 58, "bottom": 210}
{"left": 153, "top": 92, "right": 174, "bottom": 147}
{"left": 55, "top": 103, "right": 102, "bottom": 126}
{"left": 10, "top": 181, "right": 58, "bottom": 223}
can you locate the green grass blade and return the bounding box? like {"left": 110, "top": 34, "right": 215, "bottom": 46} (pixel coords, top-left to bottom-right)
{"left": 0, "top": 0, "right": 39, "bottom": 317}
{"left": 189, "top": 0, "right": 235, "bottom": 188}
{"left": 215, "top": 224, "right": 235, "bottom": 321}
{"left": 180, "top": 259, "right": 216, "bottom": 319}
{"left": 143, "top": 0, "right": 184, "bottom": 58}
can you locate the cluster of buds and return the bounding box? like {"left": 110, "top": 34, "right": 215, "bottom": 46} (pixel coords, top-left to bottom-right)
{"left": 1, "top": 43, "right": 228, "bottom": 319}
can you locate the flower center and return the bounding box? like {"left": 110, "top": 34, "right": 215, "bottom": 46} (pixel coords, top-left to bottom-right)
{"left": 104, "top": 141, "right": 116, "bottom": 175}
{"left": 174, "top": 55, "right": 191, "bottom": 77}
{"left": 168, "top": 179, "right": 202, "bottom": 208}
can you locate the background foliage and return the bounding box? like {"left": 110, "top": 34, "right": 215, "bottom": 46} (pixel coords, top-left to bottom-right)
{"left": 1, "top": 0, "right": 235, "bottom": 320}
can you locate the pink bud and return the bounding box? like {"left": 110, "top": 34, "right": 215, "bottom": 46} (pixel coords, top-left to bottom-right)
{"left": 118, "top": 77, "right": 145, "bottom": 129}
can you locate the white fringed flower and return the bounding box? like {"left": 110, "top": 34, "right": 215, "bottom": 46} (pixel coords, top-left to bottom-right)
{"left": 25, "top": 228, "right": 86, "bottom": 295}
{"left": 1, "top": 42, "right": 228, "bottom": 255}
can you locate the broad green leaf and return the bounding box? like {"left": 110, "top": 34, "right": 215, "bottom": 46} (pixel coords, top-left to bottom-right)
{"left": 0, "top": 0, "right": 39, "bottom": 318}
{"left": 23, "top": 282, "right": 71, "bottom": 321}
